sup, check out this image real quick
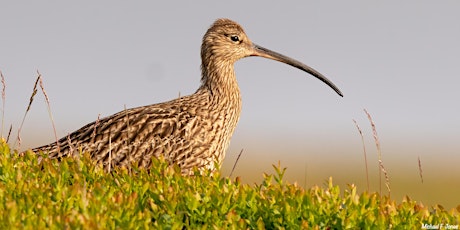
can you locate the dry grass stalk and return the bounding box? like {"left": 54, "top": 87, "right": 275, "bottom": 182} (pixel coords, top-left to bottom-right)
{"left": 108, "top": 132, "right": 112, "bottom": 172}
{"left": 14, "top": 74, "right": 40, "bottom": 149}
{"left": 364, "top": 109, "right": 391, "bottom": 197}
{"left": 124, "top": 105, "right": 132, "bottom": 175}
{"left": 378, "top": 159, "right": 391, "bottom": 196}
{"left": 91, "top": 114, "right": 101, "bottom": 141}
{"left": 66, "top": 134, "right": 75, "bottom": 159}
{"left": 229, "top": 149, "right": 244, "bottom": 177}
{"left": 353, "top": 119, "right": 370, "bottom": 192}
{"left": 1, "top": 70, "right": 6, "bottom": 139}
{"left": 124, "top": 105, "right": 130, "bottom": 144}
{"left": 418, "top": 156, "right": 424, "bottom": 184}
{"left": 17, "top": 136, "right": 22, "bottom": 151}
{"left": 38, "top": 71, "right": 60, "bottom": 154}
{"left": 6, "top": 124, "right": 12, "bottom": 143}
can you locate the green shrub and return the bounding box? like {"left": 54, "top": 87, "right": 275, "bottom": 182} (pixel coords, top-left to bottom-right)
{"left": 0, "top": 139, "right": 458, "bottom": 229}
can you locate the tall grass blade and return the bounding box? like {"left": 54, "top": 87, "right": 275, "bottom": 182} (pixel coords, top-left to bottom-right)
{"left": 14, "top": 74, "right": 40, "bottom": 150}
{"left": 0, "top": 70, "right": 6, "bottom": 139}
{"left": 353, "top": 119, "right": 370, "bottom": 192}
{"left": 66, "top": 134, "right": 75, "bottom": 158}
{"left": 123, "top": 105, "right": 132, "bottom": 175}
{"left": 91, "top": 114, "right": 101, "bottom": 141}
{"left": 38, "top": 71, "right": 60, "bottom": 154}
{"left": 6, "top": 124, "right": 12, "bottom": 143}
{"left": 364, "top": 109, "right": 390, "bottom": 197}
{"left": 229, "top": 149, "right": 243, "bottom": 177}
{"left": 418, "top": 156, "right": 424, "bottom": 184}
{"left": 108, "top": 131, "right": 112, "bottom": 172}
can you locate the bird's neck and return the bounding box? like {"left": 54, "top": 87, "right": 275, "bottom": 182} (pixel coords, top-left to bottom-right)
{"left": 198, "top": 60, "right": 242, "bottom": 166}
{"left": 199, "top": 60, "right": 242, "bottom": 106}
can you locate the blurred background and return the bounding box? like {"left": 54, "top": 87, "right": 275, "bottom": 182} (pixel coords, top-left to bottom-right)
{"left": 1, "top": 1, "right": 459, "bottom": 208}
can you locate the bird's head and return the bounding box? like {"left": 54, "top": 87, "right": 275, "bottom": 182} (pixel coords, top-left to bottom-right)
{"left": 201, "top": 18, "right": 253, "bottom": 64}
{"left": 201, "top": 18, "right": 343, "bottom": 97}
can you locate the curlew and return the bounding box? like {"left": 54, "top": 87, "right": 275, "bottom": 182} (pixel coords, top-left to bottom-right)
{"left": 31, "top": 18, "right": 343, "bottom": 174}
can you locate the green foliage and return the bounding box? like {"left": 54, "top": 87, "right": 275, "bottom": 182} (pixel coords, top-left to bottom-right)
{"left": 0, "top": 140, "right": 458, "bottom": 229}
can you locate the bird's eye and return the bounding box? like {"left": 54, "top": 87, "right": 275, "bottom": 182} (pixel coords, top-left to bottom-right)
{"left": 230, "top": 35, "right": 240, "bottom": 42}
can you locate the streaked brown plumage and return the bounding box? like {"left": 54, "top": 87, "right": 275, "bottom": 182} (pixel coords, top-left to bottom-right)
{"left": 32, "top": 18, "right": 343, "bottom": 174}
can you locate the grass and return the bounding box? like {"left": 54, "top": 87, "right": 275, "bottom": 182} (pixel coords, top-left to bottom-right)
{"left": 0, "top": 141, "right": 458, "bottom": 229}
{"left": 354, "top": 109, "right": 391, "bottom": 197}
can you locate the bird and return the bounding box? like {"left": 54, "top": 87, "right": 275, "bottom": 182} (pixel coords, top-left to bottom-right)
{"left": 31, "top": 18, "right": 343, "bottom": 174}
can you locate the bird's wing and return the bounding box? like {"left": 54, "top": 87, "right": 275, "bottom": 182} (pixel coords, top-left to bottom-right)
{"left": 32, "top": 97, "right": 214, "bottom": 171}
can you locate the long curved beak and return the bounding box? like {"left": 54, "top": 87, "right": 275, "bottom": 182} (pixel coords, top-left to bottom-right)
{"left": 252, "top": 43, "right": 343, "bottom": 97}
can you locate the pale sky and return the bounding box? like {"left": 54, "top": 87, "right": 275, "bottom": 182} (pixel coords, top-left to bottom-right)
{"left": 1, "top": 1, "right": 459, "bottom": 207}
